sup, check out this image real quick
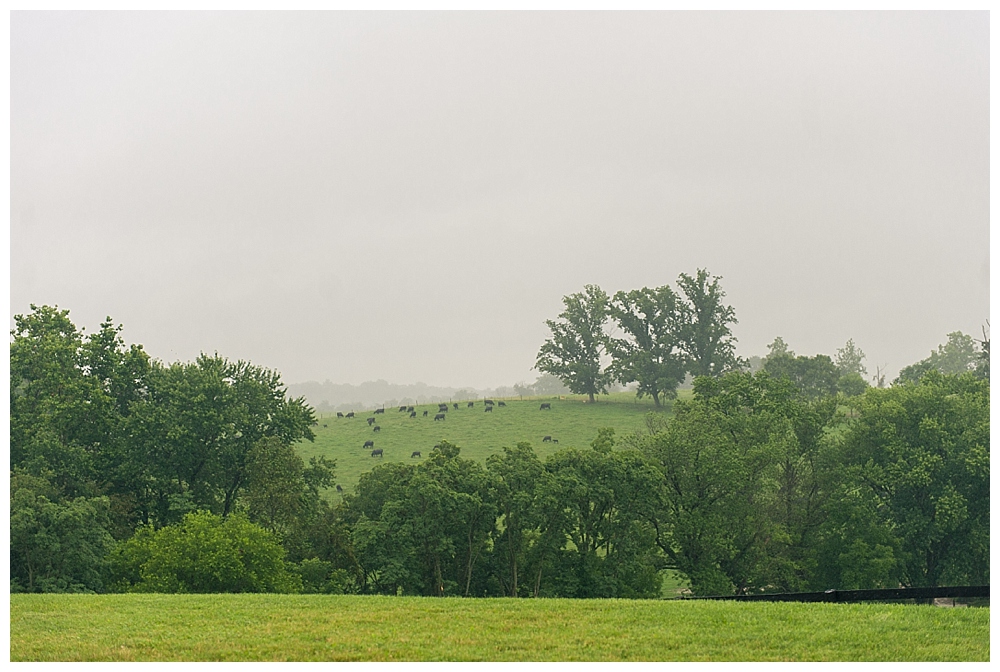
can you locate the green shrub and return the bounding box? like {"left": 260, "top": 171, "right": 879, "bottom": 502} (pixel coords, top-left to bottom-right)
{"left": 108, "top": 510, "right": 301, "bottom": 593}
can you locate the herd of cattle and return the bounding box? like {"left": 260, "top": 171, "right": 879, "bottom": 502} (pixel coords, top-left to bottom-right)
{"left": 327, "top": 399, "right": 556, "bottom": 459}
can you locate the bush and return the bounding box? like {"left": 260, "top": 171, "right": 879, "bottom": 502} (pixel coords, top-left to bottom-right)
{"left": 108, "top": 510, "right": 301, "bottom": 593}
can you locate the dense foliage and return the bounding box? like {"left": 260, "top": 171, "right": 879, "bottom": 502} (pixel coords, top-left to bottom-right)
{"left": 10, "top": 305, "right": 989, "bottom": 597}
{"left": 535, "top": 269, "right": 743, "bottom": 405}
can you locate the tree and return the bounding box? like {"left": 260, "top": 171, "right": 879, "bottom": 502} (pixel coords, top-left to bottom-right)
{"left": 639, "top": 372, "right": 819, "bottom": 595}
{"left": 766, "top": 337, "right": 794, "bottom": 359}
{"left": 763, "top": 353, "right": 840, "bottom": 400}
{"left": 895, "top": 332, "right": 981, "bottom": 384}
{"left": 675, "top": 269, "right": 743, "bottom": 378}
{"left": 539, "top": 429, "right": 664, "bottom": 599}
{"left": 606, "top": 286, "right": 688, "bottom": 408}
{"left": 108, "top": 510, "right": 302, "bottom": 593}
{"left": 839, "top": 371, "right": 989, "bottom": 587}
{"left": 486, "top": 442, "right": 550, "bottom": 597}
{"left": 10, "top": 469, "right": 115, "bottom": 593}
{"left": 125, "top": 355, "right": 317, "bottom": 525}
{"left": 536, "top": 285, "right": 612, "bottom": 403}
{"left": 835, "top": 339, "right": 868, "bottom": 377}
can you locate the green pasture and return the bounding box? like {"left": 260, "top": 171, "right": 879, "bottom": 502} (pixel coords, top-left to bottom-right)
{"left": 299, "top": 393, "right": 677, "bottom": 494}
{"left": 10, "top": 594, "right": 988, "bottom": 662}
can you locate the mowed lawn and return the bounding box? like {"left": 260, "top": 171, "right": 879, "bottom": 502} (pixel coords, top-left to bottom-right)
{"left": 10, "top": 594, "right": 988, "bottom": 662}
{"left": 299, "top": 393, "right": 673, "bottom": 493}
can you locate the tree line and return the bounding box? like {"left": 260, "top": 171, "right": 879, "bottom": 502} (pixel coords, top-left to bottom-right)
{"left": 10, "top": 301, "right": 989, "bottom": 596}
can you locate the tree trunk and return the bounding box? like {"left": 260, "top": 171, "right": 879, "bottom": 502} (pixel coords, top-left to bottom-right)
{"left": 434, "top": 555, "right": 444, "bottom": 596}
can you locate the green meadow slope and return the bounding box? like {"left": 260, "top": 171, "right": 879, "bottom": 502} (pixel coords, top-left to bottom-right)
{"left": 11, "top": 594, "right": 989, "bottom": 662}
{"left": 297, "top": 392, "right": 679, "bottom": 494}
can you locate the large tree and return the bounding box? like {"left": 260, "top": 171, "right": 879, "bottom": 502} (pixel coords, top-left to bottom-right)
{"left": 895, "top": 331, "right": 982, "bottom": 384}
{"left": 606, "top": 286, "right": 688, "bottom": 408}
{"left": 675, "top": 269, "right": 743, "bottom": 378}
{"left": 839, "top": 371, "right": 989, "bottom": 587}
{"left": 535, "top": 285, "right": 612, "bottom": 403}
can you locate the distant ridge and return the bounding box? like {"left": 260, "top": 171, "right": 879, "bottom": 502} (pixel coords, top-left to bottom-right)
{"left": 286, "top": 379, "right": 490, "bottom": 414}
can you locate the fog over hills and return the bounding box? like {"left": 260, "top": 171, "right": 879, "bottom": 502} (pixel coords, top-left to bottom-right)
{"left": 287, "top": 374, "right": 578, "bottom": 414}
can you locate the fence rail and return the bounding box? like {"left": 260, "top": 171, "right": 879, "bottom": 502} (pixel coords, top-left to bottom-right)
{"left": 686, "top": 585, "right": 989, "bottom": 603}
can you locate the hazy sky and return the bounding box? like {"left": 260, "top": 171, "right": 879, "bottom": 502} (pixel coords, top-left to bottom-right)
{"left": 10, "top": 11, "right": 989, "bottom": 388}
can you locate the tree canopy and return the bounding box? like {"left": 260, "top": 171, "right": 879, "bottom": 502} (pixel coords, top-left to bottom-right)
{"left": 535, "top": 285, "right": 612, "bottom": 403}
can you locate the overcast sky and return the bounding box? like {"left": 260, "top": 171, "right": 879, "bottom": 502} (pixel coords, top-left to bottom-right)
{"left": 11, "top": 11, "right": 989, "bottom": 389}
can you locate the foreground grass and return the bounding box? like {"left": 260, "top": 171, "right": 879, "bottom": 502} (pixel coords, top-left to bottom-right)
{"left": 10, "top": 594, "right": 988, "bottom": 661}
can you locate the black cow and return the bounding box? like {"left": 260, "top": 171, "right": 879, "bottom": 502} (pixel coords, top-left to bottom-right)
{"left": 407, "top": 406, "right": 415, "bottom": 413}
{"left": 498, "top": 401, "right": 506, "bottom": 407}
{"left": 367, "top": 417, "right": 376, "bottom": 426}
{"left": 374, "top": 407, "right": 385, "bottom": 414}
{"left": 467, "top": 401, "right": 474, "bottom": 408}
{"left": 373, "top": 425, "right": 381, "bottom": 432}
{"left": 323, "top": 424, "right": 328, "bottom": 428}
{"left": 336, "top": 484, "right": 343, "bottom": 494}
{"left": 540, "top": 403, "right": 551, "bottom": 410}
{"left": 438, "top": 404, "right": 448, "bottom": 412}
{"left": 411, "top": 451, "right": 421, "bottom": 458}
{"left": 346, "top": 411, "right": 355, "bottom": 418}
{"left": 484, "top": 399, "right": 494, "bottom": 406}
{"left": 552, "top": 439, "right": 559, "bottom": 444}
{"left": 453, "top": 403, "right": 459, "bottom": 410}
{"left": 399, "top": 406, "right": 407, "bottom": 412}
{"left": 423, "top": 410, "right": 429, "bottom": 417}
{"left": 371, "top": 448, "right": 383, "bottom": 457}
{"left": 410, "top": 411, "right": 417, "bottom": 418}
{"left": 543, "top": 435, "right": 552, "bottom": 442}
{"left": 484, "top": 406, "right": 493, "bottom": 413}
{"left": 434, "top": 413, "right": 446, "bottom": 421}
{"left": 337, "top": 412, "right": 344, "bottom": 418}
{"left": 363, "top": 440, "right": 374, "bottom": 449}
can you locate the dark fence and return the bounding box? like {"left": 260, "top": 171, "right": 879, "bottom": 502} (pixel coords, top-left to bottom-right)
{"left": 686, "top": 585, "right": 989, "bottom": 603}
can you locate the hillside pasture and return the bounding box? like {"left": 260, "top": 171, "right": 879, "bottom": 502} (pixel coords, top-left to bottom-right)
{"left": 299, "top": 393, "right": 676, "bottom": 493}
{"left": 10, "top": 594, "right": 988, "bottom": 662}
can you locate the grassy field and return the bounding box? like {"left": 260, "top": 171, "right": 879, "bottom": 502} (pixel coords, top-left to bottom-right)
{"left": 10, "top": 594, "right": 988, "bottom": 662}
{"left": 299, "top": 392, "right": 678, "bottom": 494}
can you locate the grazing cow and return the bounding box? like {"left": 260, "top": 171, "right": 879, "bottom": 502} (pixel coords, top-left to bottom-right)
{"left": 438, "top": 404, "right": 448, "bottom": 412}
{"left": 363, "top": 440, "right": 374, "bottom": 449}
{"left": 453, "top": 403, "right": 459, "bottom": 410}
{"left": 373, "top": 425, "right": 381, "bottom": 432}
{"left": 543, "top": 436, "right": 552, "bottom": 442}
{"left": 552, "top": 439, "right": 559, "bottom": 444}
{"left": 423, "top": 410, "right": 429, "bottom": 417}
{"left": 410, "top": 411, "right": 417, "bottom": 418}
{"left": 411, "top": 451, "right": 421, "bottom": 458}
{"left": 484, "top": 399, "right": 494, "bottom": 406}
{"left": 323, "top": 424, "right": 328, "bottom": 428}
{"left": 407, "top": 406, "right": 415, "bottom": 413}
{"left": 337, "top": 412, "right": 344, "bottom": 418}
{"left": 346, "top": 411, "right": 355, "bottom": 418}
{"left": 484, "top": 406, "right": 493, "bottom": 413}
{"left": 434, "top": 413, "right": 446, "bottom": 421}
{"left": 467, "top": 401, "right": 474, "bottom": 408}
{"left": 371, "top": 448, "right": 383, "bottom": 458}
{"left": 374, "top": 407, "right": 385, "bottom": 414}
{"left": 540, "top": 403, "right": 551, "bottom": 410}
{"left": 498, "top": 401, "right": 506, "bottom": 407}
{"left": 336, "top": 484, "right": 343, "bottom": 494}
{"left": 367, "top": 417, "right": 376, "bottom": 426}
